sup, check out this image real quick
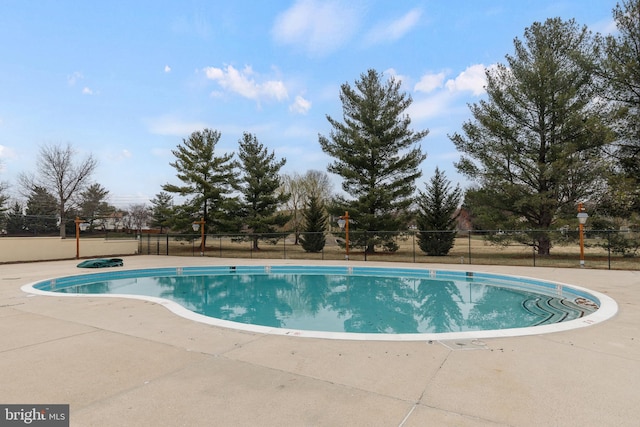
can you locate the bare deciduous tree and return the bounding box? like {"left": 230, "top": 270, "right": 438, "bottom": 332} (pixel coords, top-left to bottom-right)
{"left": 19, "top": 143, "right": 97, "bottom": 238}
{"left": 281, "top": 170, "right": 333, "bottom": 244}
{"left": 127, "top": 203, "right": 149, "bottom": 234}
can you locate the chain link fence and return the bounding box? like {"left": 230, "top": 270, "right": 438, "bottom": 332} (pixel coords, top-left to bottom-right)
{"left": 134, "top": 229, "right": 640, "bottom": 270}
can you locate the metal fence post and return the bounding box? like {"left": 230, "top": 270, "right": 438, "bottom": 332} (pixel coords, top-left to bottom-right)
{"left": 533, "top": 240, "right": 536, "bottom": 267}
{"left": 364, "top": 231, "right": 367, "bottom": 262}
{"left": 608, "top": 230, "right": 611, "bottom": 270}
{"left": 412, "top": 230, "right": 416, "bottom": 263}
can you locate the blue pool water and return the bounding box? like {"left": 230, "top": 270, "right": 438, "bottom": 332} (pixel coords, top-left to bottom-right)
{"left": 31, "top": 266, "right": 601, "bottom": 335}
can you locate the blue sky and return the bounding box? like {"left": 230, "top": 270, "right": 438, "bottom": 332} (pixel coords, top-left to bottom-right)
{"left": 0, "top": 0, "right": 618, "bottom": 208}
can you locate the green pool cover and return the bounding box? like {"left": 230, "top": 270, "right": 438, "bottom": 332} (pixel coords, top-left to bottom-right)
{"left": 77, "top": 258, "right": 124, "bottom": 268}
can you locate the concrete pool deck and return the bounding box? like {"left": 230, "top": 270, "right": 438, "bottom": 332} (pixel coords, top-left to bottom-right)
{"left": 1, "top": 256, "right": 639, "bottom": 426}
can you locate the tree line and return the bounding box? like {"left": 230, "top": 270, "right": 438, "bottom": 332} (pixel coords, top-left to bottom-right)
{"left": 1, "top": 1, "right": 638, "bottom": 257}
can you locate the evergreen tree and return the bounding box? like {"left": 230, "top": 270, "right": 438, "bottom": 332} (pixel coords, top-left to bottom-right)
{"left": 460, "top": 187, "right": 516, "bottom": 231}
{"left": 416, "top": 168, "right": 462, "bottom": 256}
{"left": 163, "top": 128, "right": 240, "bottom": 237}
{"left": 300, "top": 194, "right": 328, "bottom": 253}
{"left": 149, "top": 191, "right": 174, "bottom": 233}
{"left": 450, "top": 18, "right": 609, "bottom": 255}
{"left": 319, "top": 69, "right": 428, "bottom": 253}
{"left": 78, "top": 183, "right": 115, "bottom": 231}
{"left": 6, "top": 202, "right": 25, "bottom": 235}
{"left": 0, "top": 181, "right": 8, "bottom": 214}
{"left": 237, "top": 132, "right": 291, "bottom": 250}
{"left": 25, "top": 186, "right": 58, "bottom": 234}
{"left": 0, "top": 182, "right": 8, "bottom": 233}
{"left": 598, "top": 0, "right": 640, "bottom": 217}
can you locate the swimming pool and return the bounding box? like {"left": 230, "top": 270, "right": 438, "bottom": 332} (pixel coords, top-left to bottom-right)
{"left": 23, "top": 265, "right": 617, "bottom": 341}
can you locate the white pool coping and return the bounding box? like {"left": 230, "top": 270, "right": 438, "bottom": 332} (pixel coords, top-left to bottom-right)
{"left": 21, "top": 267, "right": 618, "bottom": 342}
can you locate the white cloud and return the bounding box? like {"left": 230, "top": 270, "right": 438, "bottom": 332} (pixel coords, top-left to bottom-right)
{"left": 384, "top": 68, "right": 410, "bottom": 87}
{"left": 365, "top": 8, "right": 422, "bottom": 45}
{"left": 272, "top": 0, "right": 360, "bottom": 56}
{"left": 100, "top": 148, "right": 134, "bottom": 163}
{"left": 415, "top": 72, "right": 447, "bottom": 93}
{"left": 203, "top": 65, "right": 288, "bottom": 102}
{"left": 68, "top": 72, "right": 97, "bottom": 95}
{"left": 145, "top": 115, "right": 209, "bottom": 136}
{"left": 407, "top": 64, "right": 492, "bottom": 122}
{"left": 445, "top": 64, "right": 488, "bottom": 96}
{"left": 164, "top": 65, "right": 171, "bottom": 73}
{"left": 67, "top": 71, "right": 83, "bottom": 86}
{"left": 289, "top": 95, "right": 312, "bottom": 114}
{"left": 407, "top": 90, "right": 455, "bottom": 121}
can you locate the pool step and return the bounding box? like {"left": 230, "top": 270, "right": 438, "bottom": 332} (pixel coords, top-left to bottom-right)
{"left": 522, "top": 296, "right": 596, "bottom": 326}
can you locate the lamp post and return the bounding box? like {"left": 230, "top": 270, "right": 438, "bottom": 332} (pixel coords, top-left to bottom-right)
{"left": 337, "top": 211, "right": 349, "bottom": 261}
{"left": 74, "top": 217, "right": 88, "bottom": 259}
{"left": 577, "top": 203, "right": 589, "bottom": 268}
{"left": 75, "top": 217, "right": 81, "bottom": 259}
{"left": 192, "top": 217, "right": 205, "bottom": 256}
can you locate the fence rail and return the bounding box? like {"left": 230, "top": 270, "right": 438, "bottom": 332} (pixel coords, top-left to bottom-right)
{"left": 134, "top": 229, "right": 640, "bottom": 271}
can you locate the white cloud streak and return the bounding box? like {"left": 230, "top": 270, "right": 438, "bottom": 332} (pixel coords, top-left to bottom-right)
{"left": 365, "top": 8, "right": 422, "bottom": 45}
{"left": 272, "top": 0, "right": 360, "bottom": 56}
{"left": 145, "top": 115, "right": 209, "bottom": 136}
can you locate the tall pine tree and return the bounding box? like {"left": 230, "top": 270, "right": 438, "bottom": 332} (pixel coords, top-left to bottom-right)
{"left": 300, "top": 194, "right": 328, "bottom": 253}
{"left": 25, "top": 186, "right": 58, "bottom": 234}
{"left": 598, "top": 0, "right": 640, "bottom": 217}
{"left": 416, "top": 168, "right": 462, "bottom": 256}
{"left": 6, "top": 202, "right": 25, "bottom": 235}
{"left": 78, "top": 183, "right": 114, "bottom": 231}
{"left": 237, "top": 132, "right": 291, "bottom": 250}
{"left": 319, "top": 69, "right": 428, "bottom": 253}
{"left": 450, "top": 18, "right": 608, "bottom": 255}
{"left": 149, "top": 191, "right": 174, "bottom": 233}
{"left": 163, "top": 129, "right": 240, "bottom": 237}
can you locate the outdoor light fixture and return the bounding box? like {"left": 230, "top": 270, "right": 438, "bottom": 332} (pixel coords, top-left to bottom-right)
{"left": 337, "top": 211, "right": 349, "bottom": 261}
{"left": 192, "top": 217, "right": 205, "bottom": 256}
{"left": 577, "top": 203, "right": 589, "bottom": 268}
{"left": 74, "top": 217, "right": 85, "bottom": 260}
